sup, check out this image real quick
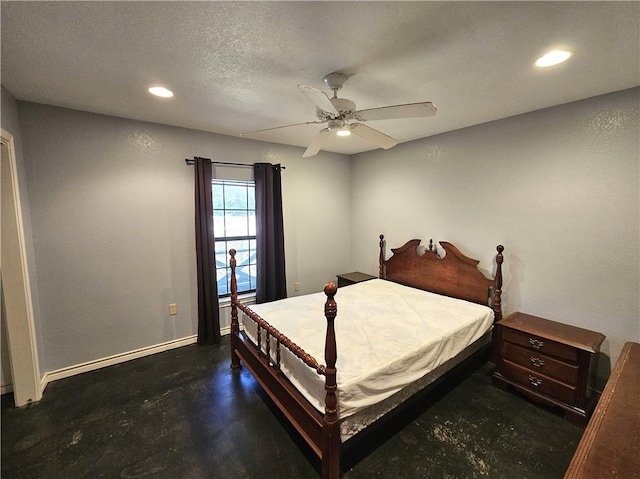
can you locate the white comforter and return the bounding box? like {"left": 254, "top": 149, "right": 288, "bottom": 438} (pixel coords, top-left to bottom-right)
{"left": 242, "top": 278, "right": 493, "bottom": 419}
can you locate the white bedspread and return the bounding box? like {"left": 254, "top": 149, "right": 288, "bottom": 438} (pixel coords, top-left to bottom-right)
{"left": 241, "top": 279, "right": 493, "bottom": 420}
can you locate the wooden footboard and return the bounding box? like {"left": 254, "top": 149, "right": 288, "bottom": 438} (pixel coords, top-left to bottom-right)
{"left": 229, "top": 249, "right": 341, "bottom": 479}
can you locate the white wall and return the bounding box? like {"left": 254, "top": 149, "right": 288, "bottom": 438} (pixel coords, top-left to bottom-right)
{"left": 350, "top": 88, "right": 639, "bottom": 384}
{"left": 17, "top": 102, "right": 351, "bottom": 374}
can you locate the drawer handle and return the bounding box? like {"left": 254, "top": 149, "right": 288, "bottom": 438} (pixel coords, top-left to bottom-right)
{"left": 530, "top": 356, "right": 545, "bottom": 368}
{"left": 529, "top": 338, "right": 544, "bottom": 350}
{"left": 528, "top": 375, "right": 543, "bottom": 387}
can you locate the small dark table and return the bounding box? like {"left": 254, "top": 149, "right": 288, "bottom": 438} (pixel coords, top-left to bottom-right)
{"left": 336, "top": 272, "right": 377, "bottom": 288}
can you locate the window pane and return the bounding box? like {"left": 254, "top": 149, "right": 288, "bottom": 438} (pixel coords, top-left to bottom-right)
{"left": 248, "top": 212, "right": 256, "bottom": 236}
{"left": 213, "top": 184, "right": 224, "bottom": 210}
{"left": 249, "top": 265, "right": 257, "bottom": 290}
{"left": 248, "top": 185, "right": 255, "bottom": 209}
{"left": 213, "top": 211, "right": 226, "bottom": 238}
{"left": 225, "top": 185, "right": 248, "bottom": 210}
{"left": 248, "top": 239, "right": 257, "bottom": 264}
{"left": 226, "top": 210, "right": 249, "bottom": 236}
{"left": 227, "top": 240, "right": 249, "bottom": 265}
{"left": 214, "top": 241, "right": 229, "bottom": 268}
{"left": 217, "top": 267, "right": 229, "bottom": 296}
{"left": 237, "top": 266, "right": 252, "bottom": 293}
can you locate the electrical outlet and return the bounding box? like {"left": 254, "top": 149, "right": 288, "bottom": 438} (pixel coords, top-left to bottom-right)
{"left": 294, "top": 282, "right": 300, "bottom": 292}
{"left": 169, "top": 303, "right": 177, "bottom": 315}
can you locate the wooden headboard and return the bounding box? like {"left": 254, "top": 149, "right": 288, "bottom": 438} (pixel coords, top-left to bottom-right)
{"left": 378, "top": 235, "right": 504, "bottom": 321}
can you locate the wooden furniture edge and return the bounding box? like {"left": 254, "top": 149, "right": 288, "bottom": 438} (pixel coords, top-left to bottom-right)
{"left": 336, "top": 272, "right": 377, "bottom": 286}
{"left": 498, "top": 312, "right": 606, "bottom": 353}
{"left": 564, "top": 341, "right": 639, "bottom": 478}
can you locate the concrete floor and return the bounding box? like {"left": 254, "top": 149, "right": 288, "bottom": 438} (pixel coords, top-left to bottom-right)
{"left": 1, "top": 341, "right": 583, "bottom": 478}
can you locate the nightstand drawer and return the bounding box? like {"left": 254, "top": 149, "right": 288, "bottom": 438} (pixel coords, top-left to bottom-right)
{"left": 502, "top": 360, "right": 577, "bottom": 405}
{"left": 503, "top": 328, "right": 579, "bottom": 363}
{"left": 503, "top": 342, "right": 579, "bottom": 386}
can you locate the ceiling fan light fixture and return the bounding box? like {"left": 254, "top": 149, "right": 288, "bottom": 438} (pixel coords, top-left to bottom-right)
{"left": 535, "top": 50, "right": 572, "bottom": 67}
{"left": 328, "top": 119, "right": 351, "bottom": 136}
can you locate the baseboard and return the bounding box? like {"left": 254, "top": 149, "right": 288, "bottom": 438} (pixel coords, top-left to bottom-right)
{"left": 40, "top": 335, "right": 199, "bottom": 393}
{"left": 1, "top": 384, "right": 14, "bottom": 395}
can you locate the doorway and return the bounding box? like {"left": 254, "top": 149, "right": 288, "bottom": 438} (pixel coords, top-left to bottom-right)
{"left": 1, "top": 128, "right": 41, "bottom": 406}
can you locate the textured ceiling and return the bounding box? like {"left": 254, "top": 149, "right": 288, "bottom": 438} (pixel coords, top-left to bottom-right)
{"left": 2, "top": 1, "right": 639, "bottom": 155}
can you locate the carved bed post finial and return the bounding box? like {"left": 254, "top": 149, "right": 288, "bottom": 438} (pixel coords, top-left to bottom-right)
{"left": 428, "top": 238, "right": 438, "bottom": 254}
{"left": 379, "top": 234, "right": 385, "bottom": 279}
{"left": 493, "top": 245, "right": 504, "bottom": 322}
{"left": 322, "top": 282, "right": 340, "bottom": 479}
{"left": 229, "top": 249, "right": 241, "bottom": 369}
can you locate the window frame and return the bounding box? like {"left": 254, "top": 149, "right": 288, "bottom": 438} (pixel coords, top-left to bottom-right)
{"left": 212, "top": 178, "right": 257, "bottom": 298}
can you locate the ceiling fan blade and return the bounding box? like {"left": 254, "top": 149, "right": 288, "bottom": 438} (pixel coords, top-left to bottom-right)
{"left": 303, "top": 128, "right": 332, "bottom": 157}
{"left": 355, "top": 102, "right": 437, "bottom": 121}
{"left": 298, "top": 85, "right": 339, "bottom": 116}
{"left": 350, "top": 123, "right": 398, "bottom": 150}
{"left": 241, "top": 120, "right": 326, "bottom": 136}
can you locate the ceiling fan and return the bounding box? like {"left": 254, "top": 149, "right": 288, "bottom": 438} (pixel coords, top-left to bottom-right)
{"left": 241, "top": 73, "right": 437, "bottom": 157}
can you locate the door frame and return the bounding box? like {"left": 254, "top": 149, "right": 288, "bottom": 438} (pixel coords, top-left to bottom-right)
{"left": 1, "top": 127, "right": 42, "bottom": 406}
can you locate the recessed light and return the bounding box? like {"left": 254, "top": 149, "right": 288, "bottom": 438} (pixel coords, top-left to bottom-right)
{"left": 148, "top": 86, "right": 174, "bottom": 98}
{"left": 535, "top": 50, "right": 572, "bottom": 67}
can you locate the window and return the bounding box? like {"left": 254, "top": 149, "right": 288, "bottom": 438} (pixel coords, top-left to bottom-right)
{"left": 213, "top": 179, "right": 257, "bottom": 296}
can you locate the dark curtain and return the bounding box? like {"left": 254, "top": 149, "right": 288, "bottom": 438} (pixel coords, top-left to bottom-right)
{"left": 194, "top": 157, "right": 221, "bottom": 344}
{"left": 254, "top": 163, "right": 287, "bottom": 303}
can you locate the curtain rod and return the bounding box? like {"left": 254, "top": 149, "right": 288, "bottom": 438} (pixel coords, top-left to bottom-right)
{"left": 184, "top": 158, "right": 285, "bottom": 169}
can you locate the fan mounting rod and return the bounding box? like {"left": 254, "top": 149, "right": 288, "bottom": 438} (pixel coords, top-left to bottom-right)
{"left": 324, "top": 73, "right": 347, "bottom": 98}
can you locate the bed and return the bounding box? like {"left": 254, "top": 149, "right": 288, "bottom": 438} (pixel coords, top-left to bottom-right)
{"left": 229, "top": 235, "right": 505, "bottom": 479}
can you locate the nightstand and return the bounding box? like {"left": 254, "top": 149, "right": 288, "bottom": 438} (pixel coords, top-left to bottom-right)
{"left": 336, "top": 272, "right": 377, "bottom": 288}
{"left": 492, "top": 312, "right": 605, "bottom": 426}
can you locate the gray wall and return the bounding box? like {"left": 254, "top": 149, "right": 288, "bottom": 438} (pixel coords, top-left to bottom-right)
{"left": 17, "top": 102, "right": 351, "bottom": 373}
{"left": 7, "top": 88, "right": 640, "bottom": 386}
{"left": 350, "top": 87, "right": 640, "bottom": 384}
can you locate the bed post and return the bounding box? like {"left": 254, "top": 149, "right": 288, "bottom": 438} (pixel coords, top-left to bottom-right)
{"left": 322, "top": 282, "right": 340, "bottom": 479}
{"left": 493, "top": 245, "right": 504, "bottom": 322}
{"left": 379, "top": 234, "right": 385, "bottom": 279}
{"left": 229, "top": 249, "right": 241, "bottom": 369}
